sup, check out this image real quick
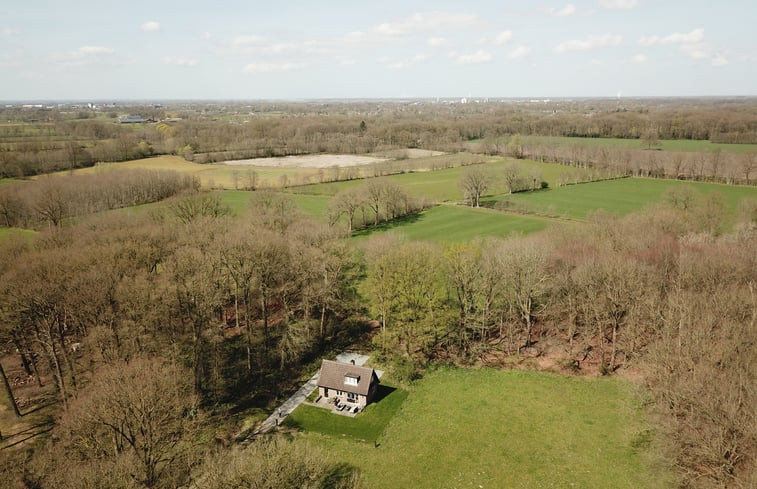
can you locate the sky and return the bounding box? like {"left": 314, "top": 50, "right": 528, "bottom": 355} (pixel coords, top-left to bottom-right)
{"left": 1, "top": 0, "right": 755, "bottom": 100}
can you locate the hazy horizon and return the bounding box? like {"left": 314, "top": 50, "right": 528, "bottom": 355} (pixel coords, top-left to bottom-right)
{"left": 2, "top": 0, "right": 755, "bottom": 100}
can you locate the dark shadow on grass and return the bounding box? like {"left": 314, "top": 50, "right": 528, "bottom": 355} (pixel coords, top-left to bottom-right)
{"left": 0, "top": 425, "right": 53, "bottom": 450}
{"left": 371, "top": 384, "right": 396, "bottom": 404}
{"left": 351, "top": 212, "right": 423, "bottom": 239}
{"left": 321, "top": 462, "right": 362, "bottom": 488}
{"left": 21, "top": 400, "right": 57, "bottom": 416}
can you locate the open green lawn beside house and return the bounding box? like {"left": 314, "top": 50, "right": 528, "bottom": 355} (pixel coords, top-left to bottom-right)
{"left": 296, "top": 368, "right": 671, "bottom": 489}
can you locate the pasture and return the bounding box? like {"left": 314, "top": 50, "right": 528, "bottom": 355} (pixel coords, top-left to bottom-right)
{"left": 353, "top": 204, "right": 551, "bottom": 243}
{"left": 488, "top": 178, "right": 757, "bottom": 220}
{"left": 290, "top": 158, "right": 580, "bottom": 202}
{"left": 524, "top": 135, "right": 757, "bottom": 153}
{"left": 297, "top": 368, "right": 669, "bottom": 489}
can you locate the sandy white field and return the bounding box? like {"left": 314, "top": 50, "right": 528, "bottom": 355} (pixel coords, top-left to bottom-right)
{"left": 223, "top": 154, "right": 388, "bottom": 168}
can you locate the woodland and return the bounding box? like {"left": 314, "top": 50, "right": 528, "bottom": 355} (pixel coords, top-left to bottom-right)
{"left": 0, "top": 98, "right": 755, "bottom": 489}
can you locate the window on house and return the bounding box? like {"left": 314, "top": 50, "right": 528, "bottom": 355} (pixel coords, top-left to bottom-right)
{"left": 344, "top": 374, "right": 359, "bottom": 386}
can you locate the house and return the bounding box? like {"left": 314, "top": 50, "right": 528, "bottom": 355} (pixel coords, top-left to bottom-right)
{"left": 317, "top": 359, "right": 380, "bottom": 410}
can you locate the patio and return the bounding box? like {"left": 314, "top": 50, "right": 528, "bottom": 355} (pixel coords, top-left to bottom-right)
{"left": 306, "top": 393, "right": 361, "bottom": 417}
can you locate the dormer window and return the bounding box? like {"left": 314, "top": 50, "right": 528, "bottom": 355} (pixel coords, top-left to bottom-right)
{"left": 344, "top": 374, "right": 359, "bottom": 386}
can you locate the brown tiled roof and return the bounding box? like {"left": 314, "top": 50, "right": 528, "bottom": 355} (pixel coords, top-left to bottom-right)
{"left": 317, "top": 360, "right": 379, "bottom": 396}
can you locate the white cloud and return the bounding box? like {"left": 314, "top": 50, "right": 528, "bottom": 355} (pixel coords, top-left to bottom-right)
{"left": 427, "top": 37, "right": 446, "bottom": 47}
{"left": 456, "top": 50, "right": 492, "bottom": 64}
{"left": 2, "top": 27, "right": 19, "bottom": 36}
{"left": 555, "top": 34, "right": 622, "bottom": 52}
{"left": 232, "top": 35, "right": 268, "bottom": 47}
{"left": 141, "top": 21, "right": 161, "bottom": 32}
{"left": 638, "top": 29, "right": 726, "bottom": 66}
{"left": 386, "top": 54, "right": 429, "bottom": 70}
{"left": 680, "top": 43, "right": 728, "bottom": 66}
{"left": 244, "top": 62, "right": 307, "bottom": 73}
{"left": 494, "top": 30, "right": 513, "bottom": 45}
{"left": 598, "top": 0, "right": 638, "bottom": 9}
{"left": 630, "top": 54, "right": 647, "bottom": 63}
{"left": 163, "top": 56, "right": 198, "bottom": 67}
{"left": 374, "top": 11, "right": 479, "bottom": 36}
{"left": 78, "top": 46, "right": 115, "bottom": 55}
{"left": 639, "top": 28, "right": 704, "bottom": 46}
{"left": 201, "top": 32, "right": 211, "bottom": 40}
{"left": 507, "top": 45, "right": 530, "bottom": 59}
{"left": 543, "top": 4, "right": 577, "bottom": 16}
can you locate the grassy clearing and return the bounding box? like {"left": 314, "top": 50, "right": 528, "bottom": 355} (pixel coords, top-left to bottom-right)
{"left": 524, "top": 135, "right": 757, "bottom": 153}
{"left": 0, "top": 178, "right": 25, "bottom": 186}
{"left": 290, "top": 158, "right": 579, "bottom": 202}
{"left": 285, "top": 385, "right": 408, "bottom": 442}
{"left": 0, "top": 227, "right": 38, "bottom": 242}
{"left": 487, "top": 178, "right": 757, "bottom": 220}
{"left": 353, "top": 205, "right": 552, "bottom": 243}
{"left": 299, "top": 368, "right": 669, "bottom": 489}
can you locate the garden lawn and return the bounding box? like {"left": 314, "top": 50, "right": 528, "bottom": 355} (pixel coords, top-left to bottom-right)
{"left": 285, "top": 385, "right": 408, "bottom": 442}
{"left": 489, "top": 177, "right": 757, "bottom": 220}
{"left": 299, "top": 368, "right": 670, "bottom": 489}
{"left": 353, "top": 204, "right": 551, "bottom": 243}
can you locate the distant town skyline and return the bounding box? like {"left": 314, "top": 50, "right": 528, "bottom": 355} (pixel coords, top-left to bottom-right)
{"left": 1, "top": 0, "right": 755, "bottom": 100}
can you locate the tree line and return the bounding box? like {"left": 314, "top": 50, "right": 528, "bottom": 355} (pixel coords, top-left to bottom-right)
{"left": 0, "top": 170, "right": 198, "bottom": 228}
{"left": 3, "top": 98, "right": 757, "bottom": 178}
{"left": 360, "top": 192, "right": 755, "bottom": 488}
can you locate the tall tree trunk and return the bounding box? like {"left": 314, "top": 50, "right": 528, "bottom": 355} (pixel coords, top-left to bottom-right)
{"left": 11, "top": 335, "right": 31, "bottom": 376}
{"left": 57, "top": 314, "right": 77, "bottom": 394}
{"left": 0, "top": 360, "right": 21, "bottom": 417}
{"left": 244, "top": 296, "right": 252, "bottom": 372}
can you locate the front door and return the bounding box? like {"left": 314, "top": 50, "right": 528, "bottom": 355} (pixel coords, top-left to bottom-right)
{"left": 347, "top": 392, "right": 357, "bottom": 403}
{"left": 324, "top": 388, "right": 329, "bottom": 398}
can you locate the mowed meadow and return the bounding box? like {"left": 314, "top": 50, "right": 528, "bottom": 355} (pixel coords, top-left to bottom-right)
{"left": 296, "top": 368, "right": 669, "bottom": 489}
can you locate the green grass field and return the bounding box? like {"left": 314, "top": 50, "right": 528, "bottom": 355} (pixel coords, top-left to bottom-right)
{"left": 354, "top": 205, "right": 552, "bottom": 243}
{"left": 524, "top": 135, "right": 757, "bottom": 153}
{"left": 487, "top": 178, "right": 757, "bottom": 220}
{"left": 290, "top": 158, "right": 579, "bottom": 202}
{"left": 285, "top": 385, "right": 408, "bottom": 442}
{"left": 0, "top": 227, "right": 38, "bottom": 241}
{"left": 298, "top": 368, "right": 669, "bottom": 489}
{"left": 218, "top": 190, "right": 331, "bottom": 219}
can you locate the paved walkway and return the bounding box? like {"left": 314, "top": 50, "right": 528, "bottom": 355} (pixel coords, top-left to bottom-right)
{"left": 244, "top": 352, "right": 370, "bottom": 440}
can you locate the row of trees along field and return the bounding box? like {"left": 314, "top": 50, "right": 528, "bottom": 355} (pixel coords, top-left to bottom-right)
{"left": 327, "top": 180, "right": 432, "bottom": 232}
{"left": 2, "top": 99, "right": 756, "bottom": 178}
{"left": 0, "top": 170, "right": 198, "bottom": 228}
{"left": 0, "top": 178, "right": 754, "bottom": 487}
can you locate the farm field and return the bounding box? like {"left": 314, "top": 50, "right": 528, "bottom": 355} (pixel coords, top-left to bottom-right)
{"left": 290, "top": 158, "right": 579, "bottom": 202}
{"left": 523, "top": 135, "right": 757, "bottom": 153}
{"left": 218, "top": 190, "right": 330, "bottom": 219}
{"left": 38, "top": 155, "right": 322, "bottom": 189}
{"left": 353, "top": 204, "right": 552, "bottom": 243}
{"left": 297, "top": 368, "right": 669, "bottom": 489}
{"left": 488, "top": 178, "right": 757, "bottom": 220}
